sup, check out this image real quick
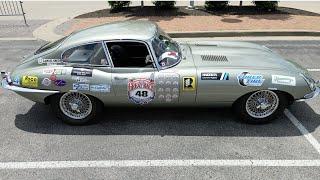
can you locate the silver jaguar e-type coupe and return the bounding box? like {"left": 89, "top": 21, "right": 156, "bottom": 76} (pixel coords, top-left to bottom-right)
{"left": 1, "top": 20, "right": 319, "bottom": 125}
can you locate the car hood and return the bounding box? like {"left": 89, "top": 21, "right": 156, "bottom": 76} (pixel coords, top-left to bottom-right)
{"left": 185, "top": 41, "right": 304, "bottom": 73}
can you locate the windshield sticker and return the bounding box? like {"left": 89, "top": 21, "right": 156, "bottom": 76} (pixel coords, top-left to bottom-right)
{"left": 71, "top": 68, "right": 92, "bottom": 77}
{"left": 272, "top": 75, "right": 296, "bottom": 86}
{"left": 201, "top": 72, "right": 229, "bottom": 80}
{"left": 43, "top": 69, "right": 67, "bottom": 75}
{"left": 128, "top": 78, "right": 155, "bottom": 105}
{"left": 12, "top": 76, "right": 20, "bottom": 86}
{"left": 37, "top": 58, "right": 62, "bottom": 65}
{"left": 183, "top": 77, "right": 196, "bottom": 91}
{"left": 90, "top": 84, "right": 110, "bottom": 93}
{"left": 237, "top": 72, "right": 265, "bottom": 87}
{"left": 73, "top": 83, "right": 89, "bottom": 91}
{"left": 54, "top": 79, "right": 66, "bottom": 87}
{"left": 42, "top": 78, "right": 51, "bottom": 86}
{"left": 22, "top": 76, "right": 38, "bottom": 88}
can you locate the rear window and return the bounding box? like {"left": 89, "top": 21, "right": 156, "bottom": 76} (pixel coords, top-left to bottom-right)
{"left": 35, "top": 36, "right": 68, "bottom": 55}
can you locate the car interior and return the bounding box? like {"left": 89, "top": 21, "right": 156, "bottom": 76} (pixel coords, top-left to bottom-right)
{"left": 106, "top": 41, "right": 154, "bottom": 68}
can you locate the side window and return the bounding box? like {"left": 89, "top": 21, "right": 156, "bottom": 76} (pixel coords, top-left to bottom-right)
{"left": 62, "top": 43, "right": 108, "bottom": 65}
{"left": 106, "top": 41, "right": 153, "bottom": 68}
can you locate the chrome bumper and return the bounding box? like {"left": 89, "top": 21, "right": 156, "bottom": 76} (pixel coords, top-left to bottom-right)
{"left": 1, "top": 78, "right": 59, "bottom": 94}
{"left": 297, "top": 85, "right": 320, "bottom": 102}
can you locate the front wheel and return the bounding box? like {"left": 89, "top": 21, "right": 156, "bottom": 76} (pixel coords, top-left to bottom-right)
{"left": 234, "top": 90, "right": 288, "bottom": 124}
{"left": 51, "top": 92, "right": 103, "bottom": 125}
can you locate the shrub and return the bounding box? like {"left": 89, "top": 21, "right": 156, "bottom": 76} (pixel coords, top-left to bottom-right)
{"left": 108, "top": 1, "right": 131, "bottom": 11}
{"left": 205, "top": 1, "right": 229, "bottom": 11}
{"left": 253, "top": 1, "right": 278, "bottom": 11}
{"left": 153, "top": 1, "right": 176, "bottom": 9}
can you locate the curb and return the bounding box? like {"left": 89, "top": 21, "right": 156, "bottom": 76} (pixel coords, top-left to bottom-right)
{"left": 33, "top": 18, "right": 320, "bottom": 42}
{"left": 169, "top": 30, "right": 320, "bottom": 38}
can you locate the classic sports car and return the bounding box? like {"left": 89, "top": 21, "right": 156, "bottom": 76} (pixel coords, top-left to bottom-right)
{"left": 1, "top": 20, "right": 319, "bottom": 125}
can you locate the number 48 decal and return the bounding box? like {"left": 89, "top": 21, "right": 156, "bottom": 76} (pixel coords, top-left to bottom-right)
{"left": 135, "top": 90, "right": 148, "bottom": 97}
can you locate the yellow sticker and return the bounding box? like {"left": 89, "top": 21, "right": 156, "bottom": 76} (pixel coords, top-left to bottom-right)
{"left": 22, "top": 76, "right": 38, "bottom": 88}
{"left": 183, "top": 77, "right": 196, "bottom": 91}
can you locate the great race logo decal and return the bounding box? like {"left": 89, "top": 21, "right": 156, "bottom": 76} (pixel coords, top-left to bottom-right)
{"left": 128, "top": 78, "right": 155, "bottom": 105}
{"left": 237, "top": 72, "right": 265, "bottom": 87}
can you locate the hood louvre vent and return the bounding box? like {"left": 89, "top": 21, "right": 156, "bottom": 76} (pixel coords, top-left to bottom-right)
{"left": 201, "top": 55, "right": 228, "bottom": 62}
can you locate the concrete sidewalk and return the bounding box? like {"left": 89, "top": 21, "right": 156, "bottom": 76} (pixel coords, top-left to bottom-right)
{"left": 1, "top": 1, "right": 320, "bottom": 41}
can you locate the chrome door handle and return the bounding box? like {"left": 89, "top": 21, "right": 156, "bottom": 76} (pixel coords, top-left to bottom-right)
{"left": 114, "top": 76, "right": 128, "bottom": 80}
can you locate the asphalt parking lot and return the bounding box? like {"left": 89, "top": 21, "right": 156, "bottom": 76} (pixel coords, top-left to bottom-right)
{"left": 0, "top": 40, "right": 319, "bottom": 179}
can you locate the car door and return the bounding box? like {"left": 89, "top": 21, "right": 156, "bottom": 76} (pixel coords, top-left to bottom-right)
{"left": 105, "top": 40, "right": 158, "bottom": 105}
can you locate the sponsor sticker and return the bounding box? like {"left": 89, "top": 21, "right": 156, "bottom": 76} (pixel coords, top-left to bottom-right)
{"left": 42, "top": 78, "right": 51, "bottom": 86}
{"left": 73, "top": 83, "right": 89, "bottom": 91}
{"left": 43, "top": 68, "right": 66, "bottom": 75}
{"left": 237, "top": 72, "right": 265, "bottom": 87}
{"left": 37, "top": 58, "right": 62, "bottom": 65}
{"left": 22, "top": 76, "right": 38, "bottom": 88}
{"left": 72, "top": 76, "right": 90, "bottom": 83}
{"left": 128, "top": 78, "right": 155, "bottom": 105}
{"left": 12, "top": 76, "right": 20, "bottom": 86}
{"left": 71, "top": 68, "right": 92, "bottom": 77}
{"left": 183, "top": 77, "right": 196, "bottom": 91}
{"left": 54, "top": 80, "right": 66, "bottom": 87}
{"left": 272, "top": 75, "right": 296, "bottom": 86}
{"left": 90, "top": 84, "right": 110, "bottom": 93}
{"left": 201, "top": 72, "right": 229, "bottom": 80}
{"left": 49, "top": 74, "right": 57, "bottom": 81}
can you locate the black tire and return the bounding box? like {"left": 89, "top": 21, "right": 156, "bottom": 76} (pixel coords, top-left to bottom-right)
{"left": 233, "top": 90, "right": 288, "bottom": 124}
{"left": 50, "top": 93, "right": 103, "bottom": 125}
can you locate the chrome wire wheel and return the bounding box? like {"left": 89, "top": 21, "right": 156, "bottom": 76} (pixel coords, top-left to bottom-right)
{"left": 59, "top": 92, "right": 93, "bottom": 120}
{"left": 245, "top": 90, "right": 279, "bottom": 119}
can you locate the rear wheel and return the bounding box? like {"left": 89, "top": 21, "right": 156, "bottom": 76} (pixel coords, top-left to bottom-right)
{"left": 234, "top": 90, "right": 288, "bottom": 124}
{"left": 51, "top": 92, "right": 102, "bottom": 125}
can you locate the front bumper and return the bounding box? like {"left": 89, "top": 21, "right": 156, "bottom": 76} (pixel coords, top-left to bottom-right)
{"left": 297, "top": 82, "right": 320, "bottom": 101}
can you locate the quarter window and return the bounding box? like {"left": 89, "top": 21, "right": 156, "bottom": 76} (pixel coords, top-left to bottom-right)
{"left": 62, "top": 43, "right": 108, "bottom": 65}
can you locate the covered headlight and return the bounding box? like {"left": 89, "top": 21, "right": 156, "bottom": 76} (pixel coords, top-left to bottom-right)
{"left": 300, "top": 73, "right": 316, "bottom": 91}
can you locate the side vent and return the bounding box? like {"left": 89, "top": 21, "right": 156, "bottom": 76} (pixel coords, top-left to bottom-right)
{"left": 201, "top": 55, "right": 228, "bottom": 62}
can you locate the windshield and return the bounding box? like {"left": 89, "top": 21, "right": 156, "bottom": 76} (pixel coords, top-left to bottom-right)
{"left": 35, "top": 36, "right": 68, "bottom": 55}
{"left": 152, "top": 31, "right": 181, "bottom": 69}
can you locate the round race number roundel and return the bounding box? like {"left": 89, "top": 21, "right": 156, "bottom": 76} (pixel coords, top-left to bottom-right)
{"left": 128, "top": 78, "right": 155, "bottom": 105}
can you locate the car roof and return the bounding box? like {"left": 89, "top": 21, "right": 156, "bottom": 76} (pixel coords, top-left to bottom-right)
{"left": 61, "top": 20, "right": 158, "bottom": 48}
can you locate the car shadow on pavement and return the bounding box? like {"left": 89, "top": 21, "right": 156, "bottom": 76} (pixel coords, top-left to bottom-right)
{"left": 14, "top": 102, "right": 319, "bottom": 137}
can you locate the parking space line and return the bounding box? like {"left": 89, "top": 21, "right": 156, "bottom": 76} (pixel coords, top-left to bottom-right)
{"left": 307, "top": 69, "right": 320, "bottom": 72}
{"left": 284, "top": 109, "right": 320, "bottom": 154}
{"left": 0, "top": 160, "right": 320, "bottom": 169}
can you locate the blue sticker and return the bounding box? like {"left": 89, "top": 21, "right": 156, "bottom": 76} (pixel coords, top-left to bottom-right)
{"left": 73, "top": 83, "right": 89, "bottom": 91}
{"left": 12, "top": 76, "right": 20, "bottom": 86}
{"left": 54, "top": 80, "right": 66, "bottom": 87}
{"left": 237, "top": 72, "right": 265, "bottom": 87}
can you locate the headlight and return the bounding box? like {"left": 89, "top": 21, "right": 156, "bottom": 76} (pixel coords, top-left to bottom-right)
{"left": 300, "top": 73, "right": 316, "bottom": 91}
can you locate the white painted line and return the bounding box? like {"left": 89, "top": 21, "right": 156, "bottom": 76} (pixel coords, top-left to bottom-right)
{"left": 0, "top": 160, "right": 320, "bottom": 169}
{"left": 0, "top": 37, "right": 37, "bottom": 41}
{"left": 284, "top": 109, "right": 320, "bottom": 154}
{"left": 308, "top": 69, "right": 320, "bottom": 72}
